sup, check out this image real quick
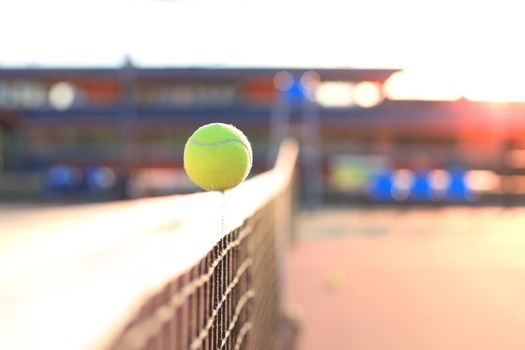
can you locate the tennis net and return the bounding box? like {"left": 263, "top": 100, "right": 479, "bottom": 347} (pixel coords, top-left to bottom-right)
{"left": 0, "top": 139, "right": 298, "bottom": 350}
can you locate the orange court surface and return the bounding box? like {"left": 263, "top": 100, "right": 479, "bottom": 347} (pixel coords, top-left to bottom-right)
{"left": 285, "top": 207, "right": 525, "bottom": 350}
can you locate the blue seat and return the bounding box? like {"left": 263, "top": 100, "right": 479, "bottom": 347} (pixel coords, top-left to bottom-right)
{"left": 371, "top": 170, "right": 394, "bottom": 201}
{"left": 410, "top": 170, "right": 432, "bottom": 202}
{"left": 447, "top": 167, "right": 471, "bottom": 202}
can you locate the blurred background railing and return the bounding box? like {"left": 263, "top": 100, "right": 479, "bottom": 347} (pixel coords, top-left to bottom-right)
{"left": 0, "top": 139, "right": 299, "bottom": 350}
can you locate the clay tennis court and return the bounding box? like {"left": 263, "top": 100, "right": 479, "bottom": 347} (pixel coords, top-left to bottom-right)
{"left": 285, "top": 207, "right": 525, "bottom": 350}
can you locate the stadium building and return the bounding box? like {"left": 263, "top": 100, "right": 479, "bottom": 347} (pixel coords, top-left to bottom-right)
{"left": 1, "top": 65, "right": 524, "bottom": 203}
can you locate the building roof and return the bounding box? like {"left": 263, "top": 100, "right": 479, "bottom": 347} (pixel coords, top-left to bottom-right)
{"left": 0, "top": 67, "right": 400, "bottom": 83}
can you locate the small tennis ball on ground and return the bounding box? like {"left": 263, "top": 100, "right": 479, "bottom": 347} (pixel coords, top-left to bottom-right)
{"left": 184, "top": 123, "right": 252, "bottom": 191}
{"left": 324, "top": 270, "right": 345, "bottom": 291}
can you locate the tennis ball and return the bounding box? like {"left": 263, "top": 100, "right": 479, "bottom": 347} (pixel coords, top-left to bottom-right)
{"left": 184, "top": 123, "right": 252, "bottom": 191}
{"left": 324, "top": 270, "right": 345, "bottom": 291}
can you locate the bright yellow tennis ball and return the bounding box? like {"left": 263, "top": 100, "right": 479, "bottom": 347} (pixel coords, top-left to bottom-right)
{"left": 184, "top": 123, "right": 252, "bottom": 191}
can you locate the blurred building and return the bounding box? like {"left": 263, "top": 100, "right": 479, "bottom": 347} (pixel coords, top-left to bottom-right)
{"left": 1, "top": 65, "right": 524, "bottom": 203}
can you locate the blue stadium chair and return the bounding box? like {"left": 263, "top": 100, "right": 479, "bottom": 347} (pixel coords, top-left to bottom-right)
{"left": 447, "top": 167, "right": 471, "bottom": 202}
{"left": 85, "top": 166, "right": 116, "bottom": 193}
{"left": 370, "top": 170, "right": 394, "bottom": 201}
{"left": 410, "top": 170, "right": 432, "bottom": 202}
{"left": 45, "top": 165, "right": 77, "bottom": 193}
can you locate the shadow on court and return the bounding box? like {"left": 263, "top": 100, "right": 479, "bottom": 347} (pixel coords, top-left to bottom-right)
{"left": 285, "top": 207, "right": 525, "bottom": 350}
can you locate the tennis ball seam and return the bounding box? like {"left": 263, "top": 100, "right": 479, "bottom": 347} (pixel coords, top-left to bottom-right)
{"left": 190, "top": 138, "right": 250, "bottom": 151}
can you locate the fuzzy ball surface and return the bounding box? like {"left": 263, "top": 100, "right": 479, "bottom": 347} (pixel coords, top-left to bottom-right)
{"left": 184, "top": 123, "right": 252, "bottom": 191}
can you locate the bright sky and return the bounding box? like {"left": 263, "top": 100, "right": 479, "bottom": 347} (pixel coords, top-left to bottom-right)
{"left": 1, "top": 0, "right": 525, "bottom": 101}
